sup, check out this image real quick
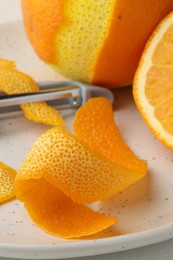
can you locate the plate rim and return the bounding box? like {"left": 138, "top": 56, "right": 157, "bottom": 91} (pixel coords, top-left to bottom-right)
{"left": 0, "top": 223, "right": 173, "bottom": 259}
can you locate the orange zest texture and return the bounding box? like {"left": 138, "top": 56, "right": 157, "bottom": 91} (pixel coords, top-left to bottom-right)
{"left": 133, "top": 12, "right": 173, "bottom": 149}
{"left": 73, "top": 97, "right": 147, "bottom": 175}
{"left": 21, "top": 0, "right": 173, "bottom": 87}
{"left": 15, "top": 127, "right": 117, "bottom": 238}
{"left": 0, "top": 58, "right": 64, "bottom": 126}
{"left": 15, "top": 98, "right": 147, "bottom": 238}
{"left": 0, "top": 162, "right": 16, "bottom": 204}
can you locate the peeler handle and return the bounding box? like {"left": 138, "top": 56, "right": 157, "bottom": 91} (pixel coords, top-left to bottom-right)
{"left": 38, "top": 81, "right": 114, "bottom": 105}
{"left": 0, "top": 81, "right": 114, "bottom": 113}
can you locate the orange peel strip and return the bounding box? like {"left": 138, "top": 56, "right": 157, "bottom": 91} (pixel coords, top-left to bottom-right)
{"left": 0, "top": 58, "right": 64, "bottom": 126}
{"left": 15, "top": 178, "right": 116, "bottom": 238}
{"left": 14, "top": 97, "right": 147, "bottom": 238}
{"left": 0, "top": 162, "right": 16, "bottom": 204}
{"left": 73, "top": 97, "right": 147, "bottom": 175}
{"left": 15, "top": 127, "right": 146, "bottom": 205}
{"left": 15, "top": 126, "right": 131, "bottom": 237}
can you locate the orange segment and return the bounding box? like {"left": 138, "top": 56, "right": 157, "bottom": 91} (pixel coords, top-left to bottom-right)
{"left": 15, "top": 178, "right": 116, "bottom": 238}
{"left": 15, "top": 126, "right": 146, "bottom": 204}
{"left": 133, "top": 12, "right": 173, "bottom": 149}
{"left": 0, "top": 162, "right": 16, "bottom": 204}
{"left": 73, "top": 97, "right": 147, "bottom": 174}
{"left": 0, "top": 59, "right": 64, "bottom": 126}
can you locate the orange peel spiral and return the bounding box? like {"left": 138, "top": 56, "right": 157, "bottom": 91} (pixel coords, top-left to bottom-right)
{"left": 14, "top": 97, "right": 147, "bottom": 238}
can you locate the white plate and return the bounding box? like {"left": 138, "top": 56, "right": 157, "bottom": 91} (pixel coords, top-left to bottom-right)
{"left": 0, "top": 21, "right": 173, "bottom": 260}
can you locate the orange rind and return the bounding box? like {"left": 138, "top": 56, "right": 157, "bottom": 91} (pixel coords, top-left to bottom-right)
{"left": 15, "top": 98, "right": 147, "bottom": 238}
{"left": 21, "top": 0, "right": 173, "bottom": 87}
{"left": 15, "top": 178, "right": 116, "bottom": 238}
{"left": 15, "top": 126, "right": 146, "bottom": 205}
{"left": 0, "top": 58, "right": 64, "bottom": 126}
{"left": 15, "top": 128, "right": 117, "bottom": 238}
{"left": 73, "top": 97, "right": 147, "bottom": 174}
{"left": 15, "top": 125, "right": 139, "bottom": 238}
{"left": 0, "top": 162, "right": 16, "bottom": 204}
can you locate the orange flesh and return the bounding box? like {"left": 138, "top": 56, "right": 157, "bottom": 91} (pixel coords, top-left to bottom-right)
{"left": 145, "top": 24, "right": 173, "bottom": 135}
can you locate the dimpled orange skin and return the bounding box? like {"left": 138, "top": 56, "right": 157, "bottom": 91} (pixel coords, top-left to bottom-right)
{"left": 15, "top": 125, "right": 146, "bottom": 238}
{"left": 14, "top": 99, "right": 147, "bottom": 238}
{"left": 0, "top": 162, "right": 16, "bottom": 204}
{"left": 73, "top": 97, "right": 147, "bottom": 174}
{"left": 21, "top": 0, "right": 173, "bottom": 87}
{"left": 15, "top": 127, "right": 120, "bottom": 238}
{"left": 15, "top": 126, "right": 146, "bottom": 205}
{"left": 15, "top": 178, "right": 116, "bottom": 238}
{"left": 21, "top": 0, "right": 66, "bottom": 62}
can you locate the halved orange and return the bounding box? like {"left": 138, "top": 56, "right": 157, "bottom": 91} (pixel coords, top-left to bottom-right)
{"left": 133, "top": 12, "right": 173, "bottom": 149}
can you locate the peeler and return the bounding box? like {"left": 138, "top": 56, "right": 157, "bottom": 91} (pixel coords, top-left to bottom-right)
{"left": 0, "top": 81, "right": 114, "bottom": 114}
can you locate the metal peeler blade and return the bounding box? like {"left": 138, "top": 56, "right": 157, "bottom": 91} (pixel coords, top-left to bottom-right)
{"left": 0, "top": 81, "right": 114, "bottom": 114}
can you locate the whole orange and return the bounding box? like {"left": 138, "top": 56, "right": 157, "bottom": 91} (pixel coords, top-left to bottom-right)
{"left": 21, "top": 0, "right": 173, "bottom": 88}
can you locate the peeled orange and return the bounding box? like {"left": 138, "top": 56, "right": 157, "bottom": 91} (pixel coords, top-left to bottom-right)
{"left": 21, "top": 0, "right": 173, "bottom": 88}
{"left": 133, "top": 12, "right": 173, "bottom": 150}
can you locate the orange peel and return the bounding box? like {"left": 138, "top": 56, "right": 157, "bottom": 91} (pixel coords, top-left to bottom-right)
{"left": 15, "top": 178, "right": 116, "bottom": 238}
{"left": 0, "top": 162, "right": 16, "bottom": 204}
{"left": 14, "top": 97, "right": 147, "bottom": 238}
{"left": 15, "top": 127, "right": 117, "bottom": 238}
{"left": 21, "top": 0, "right": 173, "bottom": 87}
{"left": 0, "top": 58, "right": 64, "bottom": 126}
{"left": 15, "top": 126, "right": 146, "bottom": 204}
{"left": 73, "top": 97, "right": 147, "bottom": 174}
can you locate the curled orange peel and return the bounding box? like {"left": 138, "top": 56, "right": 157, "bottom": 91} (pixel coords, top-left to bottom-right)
{"left": 15, "top": 178, "right": 116, "bottom": 238}
{"left": 0, "top": 58, "right": 64, "bottom": 126}
{"left": 0, "top": 162, "right": 16, "bottom": 204}
{"left": 15, "top": 126, "right": 118, "bottom": 238}
{"left": 14, "top": 97, "right": 147, "bottom": 238}
{"left": 73, "top": 97, "right": 147, "bottom": 175}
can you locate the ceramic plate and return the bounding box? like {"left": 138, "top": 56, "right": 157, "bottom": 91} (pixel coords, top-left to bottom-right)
{"left": 0, "top": 21, "right": 173, "bottom": 260}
